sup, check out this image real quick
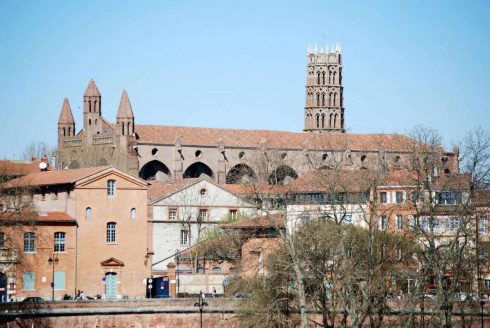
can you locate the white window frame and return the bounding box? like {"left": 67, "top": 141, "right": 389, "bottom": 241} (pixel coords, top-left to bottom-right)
{"left": 481, "top": 217, "right": 488, "bottom": 235}
{"left": 54, "top": 232, "right": 66, "bottom": 252}
{"left": 106, "top": 222, "right": 116, "bottom": 243}
{"left": 107, "top": 180, "right": 116, "bottom": 197}
{"left": 24, "top": 232, "right": 35, "bottom": 252}
{"left": 396, "top": 214, "right": 403, "bottom": 231}
{"left": 169, "top": 208, "right": 177, "bottom": 220}
{"left": 180, "top": 230, "right": 189, "bottom": 245}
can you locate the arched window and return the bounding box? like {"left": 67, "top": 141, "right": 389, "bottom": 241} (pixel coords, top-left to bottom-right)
{"left": 89, "top": 119, "right": 91, "bottom": 125}
{"left": 54, "top": 232, "right": 66, "bottom": 252}
{"left": 62, "top": 127, "right": 66, "bottom": 136}
{"left": 106, "top": 222, "right": 116, "bottom": 243}
{"left": 333, "top": 71, "right": 337, "bottom": 84}
{"left": 127, "top": 122, "right": 131, "bottom": 135}
{"left": 121, "top": 123, "right": 125, "bottom": 135}
{"left": 321, "top": 113, "right": 325, "bottom": 128}
{"left": 329, "top": 93, "right": 332, "bottom": 106}
{"left": 212, "top": 267, "right": 221, "bottom": 273}
{"left": 322, "top": 71, "right": 326, "bottom": 85}
{"left": 316, "top": 93, "right": 320, "bottom": 106}
{"left": 85, "top": 207, "right": 91, "bottom": 220}
{"left": 107, "top": 180, "right": 116, "bottom": 197}
{"left": 130, "top": 208, "right": 136, "bottom": 220}
{"left": 334, "top": 114, "right": 338, "bottom": 128}
{"left": 329, "top": 114, "right": 333, "bottom": 127}
{"left": 321, "top": 93, "right": 325, "bottom": 106}
{"left": 88, "top": 100, "right": 91, "bottom": 112}
{"left": 317, "top": 72, "right": 321, "bottom": 85}
{"left": 333, "top": 93, "right": 337, "bottom": 106}
{"left": 329, "top": 71, "right": 332, "bottom": 84}
{"left": 68, "top": 127, "right": 71, "bottom": 136}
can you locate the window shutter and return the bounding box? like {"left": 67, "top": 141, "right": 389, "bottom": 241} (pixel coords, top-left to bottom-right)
{"left": 23, "top": 272, "right": 35, "bottom": 290}
{"left": 54, "top": 271, "right": 65, "bottom": 290}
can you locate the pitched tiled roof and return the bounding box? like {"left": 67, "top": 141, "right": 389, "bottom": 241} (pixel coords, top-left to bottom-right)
{"left": 58, "top": 98, "right": 75, "bottom": 124}
{"left": 147, "top": 178, "right": 201, "bottom": 201}
{"left": 2, "top": 166, "right": 110, "bottom": 188}
{"left": 0, "top": 160, "right": 41, "bottom": 176}
{"left": 135, "top": 125, "right": 417, "bottom": 151}
{"left": 288, "top": 169, "right": 375, "bottom": 193}
{"left": 0, "top": 211, "right": 75, "bottom": 223}
{"left": 224, "top": 213, "right": 284, "bottom": 229}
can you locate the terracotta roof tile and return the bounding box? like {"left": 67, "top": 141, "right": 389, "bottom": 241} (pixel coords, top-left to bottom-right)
{"left": 2, "top": 166, "right": 110, "bottom": 188}
{"left": 0, "top": 160, "right": 42, "bottom": 176}
{"left": 147, "top": 178, "right": 200, "bottom": 200}
{"left": 135, "top": 125, "right": 417, "bottom": 151}
{"left": 0, "top": 211, "right": 75, "bottom": 223}
{"left": 224, "top": 213, "right": 284, "bottom": 229}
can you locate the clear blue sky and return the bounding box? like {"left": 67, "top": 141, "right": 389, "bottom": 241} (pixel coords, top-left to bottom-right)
{"left": 0, "top": 0, "right": 489, "bottom": 159}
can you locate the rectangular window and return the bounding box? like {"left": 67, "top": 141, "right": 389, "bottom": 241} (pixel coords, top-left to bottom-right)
{"left": 107, "top": 180, "right": 116, "bottom": 197}
{"left": 180, "top": 230, "right": 189, "bottom": 245}
{"left": 395, "top": 192, "right": 404, "bottom": 204}
{"left": 445, "top": 217, "right": 460, "bottom": 230}
{"left": 481, "top": 217, "right": 488, "bottom": 235}
{"left": 485, "top": 279, "right": 490, "bottom": 292}
{"left": 24, "top": 232, "right": 35, "bottom": 252}
{"left": 437, "top": 191, "right": 462, "bottom": 205}
{"left": 107, "top": 222, "right": 116, "bottom": 243}
{"left": 54, "top": 271, "right": 65, "bottom": 290}
{"left": 480, "top": 249, "right": 489, "bottom": 265}
{"left": 408, "top": 215, "right": 415, "bottom": 231}
{"left": 23, "top": 272, "right": 35, "bottom": 290}
{"left": 229, "top": 209, "right": 238, "bottom": 220}
{"left": 379, "top": 192, "right": 388, "bottom": 204}
{"left": 169, "top": 209, "right": 177, "bottom": 220}
{"left": 396, "top": 215, "right": 403, "bottom": 231}
{"left": 198, "top": 209, "right": 208, "bottom": 222}
{"left": 343, "top": 213, "right": 353, "bottom": 224}
{"left": 380, "top": 216, "right": 387, "bottom": 231}
{"left": 54, "top": 232, "right": 66, "bottom": 252}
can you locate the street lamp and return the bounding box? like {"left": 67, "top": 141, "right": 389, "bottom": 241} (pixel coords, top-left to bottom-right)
{"left": 48, "top": 252, "right": 59, "bottom": 301}
{"left": 194, "top": 290, "right": 208, "bottom": 328}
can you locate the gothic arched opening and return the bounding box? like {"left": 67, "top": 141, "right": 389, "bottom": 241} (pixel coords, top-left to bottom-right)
{"left": 184, "top": 162, "right": 214, "bottom": 179}
{"left": 139, "top": 160, "right": 171, "bottom": 181}
{"left": 226, "top": 164, "right": 257, "bottom": 184}
{"left": 269, "top": 165, "right": 298, "bottom": 185}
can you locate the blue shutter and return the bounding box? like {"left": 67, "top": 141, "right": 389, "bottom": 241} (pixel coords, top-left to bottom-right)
{"left": 54, "top": 271, "right": 65, "bottom": 290}
{"left": 23, "top": 272, "right": 34, "bottom": 290}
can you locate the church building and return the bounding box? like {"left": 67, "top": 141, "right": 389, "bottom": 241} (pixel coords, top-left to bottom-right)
{"left": 56, "top": 46, "right": 460, "bottom": 183}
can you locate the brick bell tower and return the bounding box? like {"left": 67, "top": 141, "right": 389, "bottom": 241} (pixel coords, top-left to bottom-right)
{"left": 304, "top": 44, "right": 345, "bottom": 133}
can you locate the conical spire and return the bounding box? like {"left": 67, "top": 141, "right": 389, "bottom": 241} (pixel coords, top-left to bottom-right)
{"left": 58, "top": 98, "right": 75, "bottom": 123}
{"left": 84, "top": 79, "right": 101, "bottom": 97}
{"left": 117, "top": 90, "right": 134, "bottom": 119}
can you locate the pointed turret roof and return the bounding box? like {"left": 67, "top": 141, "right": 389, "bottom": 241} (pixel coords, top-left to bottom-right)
{"left": 84, "top": 79, "right": 101, "bottom": 97}
{"left": 58, "top": 98, "right": 75, "bottom": 124}
{"left": 117, "top": 90, "right": 134, "bottom": 119}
